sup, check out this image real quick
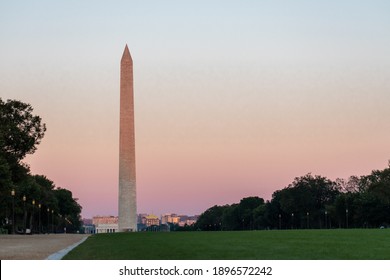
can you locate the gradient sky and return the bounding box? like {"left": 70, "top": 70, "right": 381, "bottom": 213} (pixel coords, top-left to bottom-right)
{"left": 1, "top": 0, "right": 390, "bottom": 218}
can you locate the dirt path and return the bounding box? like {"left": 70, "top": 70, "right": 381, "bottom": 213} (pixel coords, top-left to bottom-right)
{"left": 0, "top": 234, "right": 89, "bottom": 260}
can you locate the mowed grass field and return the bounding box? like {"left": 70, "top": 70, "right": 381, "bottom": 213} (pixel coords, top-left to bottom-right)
{"left": 63, "top": 229, "right": 390, "bottom": 260}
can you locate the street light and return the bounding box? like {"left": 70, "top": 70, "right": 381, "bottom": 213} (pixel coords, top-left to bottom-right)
{"left": 51, "top": 210, "right": 54, "bottom": 233}
{"left": 325, "top": 211, "right": 328, "bottom": 229}
{"left": 346, "top": 209, "right": 349, "bottom": 229}
{"left": 306, "top": 212, "right": 310, "bottom": 229}
{"left": 47, "top": 208, "right": 50, "bottom": 233}
{"left": 38, "top": 204, "right": 41, "bottom": 233}
{"left": 23, "top": 195, "right": 26, "bottom": 234}
{"left": 11, "top": 189, "right": 15, "bottom": 234}
{"left": 32, "top": 200, "right": 35, "bottom": 233}
{"left": 291, "top": 213, "right": 294, "bottom": 229}
{"left": 59, "top": 214, "right": 64, "bottom": 233}
{"left": 278, "top": 214, "right": 282, "bottom": 230}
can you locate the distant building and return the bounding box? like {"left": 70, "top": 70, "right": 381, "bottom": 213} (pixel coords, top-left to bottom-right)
{"left": 161, "top": 214, "right": 180, "bottom": 224}
{"left": 93, "top": 216, "right": 118, "bottom": 234}
{"left": 161, "top": 214, "right": 199, "bottom": 227}
{"left": 185, "top": 216, "right": 198, "bottom": 226}
{"left": 89, "top": 213, "right": 197, "bottom": 233}
{"left": 178, "top": 215, "right": 199, "bottom": 227}
{"left": 138, "top": 213, "right": 148, "bottom": 225}
{"left": 82, "top": 218, "right": 95, "bottom": 234}
{"left": 83, "top": 224, "right": 95, "bottom": 234}
{"left": 145, "top": 214, "right": 160, "bottom": 227}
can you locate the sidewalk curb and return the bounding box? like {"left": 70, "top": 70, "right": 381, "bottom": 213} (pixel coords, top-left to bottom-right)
{"left": 46, "top": 236, "right": 89, "bottom": 260}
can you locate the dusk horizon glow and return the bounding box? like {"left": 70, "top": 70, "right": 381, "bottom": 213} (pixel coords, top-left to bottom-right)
{"left": 1, "top": 1, "right": 390, "bottom": 218}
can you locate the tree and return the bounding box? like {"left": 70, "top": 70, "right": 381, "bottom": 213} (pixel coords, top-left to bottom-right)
{"left": 195, "top": 162, "right": 390, "bottom": 231}
{"left": 237, "top": 197, "right": 265, "bottom": 230}
{"left": 273, "top": 174, "right": 340, "bottom": 229}
{"left": 196, "top": 197, "right": 267, "bottom": 231}
{"left": 263, "top": 190, "right": 286, "bottom": 229}
{"left": 252, "top": 203, "right": 267, "bottom": 229}
{"left": 221, "top": 203, "right": 243, "bottom": 230}
{"left": 355, "top": 165, "right": 390, "bottom": 227}
{"left": 54, "top": 188, "right": 82, "bottom": 232}
{"left": 0, "top": 98, "right": 83, "bottom": 233}
{"left": 195, "top": 205, "right": 228, "bottom": 231}
{"left": 0, "top": 98, "right": 47, "bottom": 228}
{"left": 0, "top": 98, "right": 46, "bottom": 162}
{"left": 335, "top": 176, "right": 361, "bottom": 193}
{"left": 0, "top": 155, "right": 12, "bottom": 227}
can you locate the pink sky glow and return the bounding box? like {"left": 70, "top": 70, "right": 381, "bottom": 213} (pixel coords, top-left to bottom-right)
{"left": 2, "top": 1, "right": 390, "bottom": 218}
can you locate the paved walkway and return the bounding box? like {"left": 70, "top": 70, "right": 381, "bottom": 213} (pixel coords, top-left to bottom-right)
{"left": 0, "top": 234, "right": 89, "bottom": 260}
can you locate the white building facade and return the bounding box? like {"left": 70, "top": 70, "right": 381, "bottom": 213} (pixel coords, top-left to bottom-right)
{"left": 93, "top": 216, "right": 119, "bottom": 234}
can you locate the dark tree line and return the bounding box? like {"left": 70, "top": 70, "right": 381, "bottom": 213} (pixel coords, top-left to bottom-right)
{"left": 0, "top": 98, "right": 82, "bottom": 234}
{"left": 196, "top": 165, "right": 390, "bottom": 231}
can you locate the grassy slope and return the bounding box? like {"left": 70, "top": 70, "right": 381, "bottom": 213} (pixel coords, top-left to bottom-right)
{"left": 63, "top": 229, "right": 390, "bottom": 260}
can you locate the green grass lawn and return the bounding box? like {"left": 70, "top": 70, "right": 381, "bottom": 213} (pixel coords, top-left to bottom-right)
{"left": 63, "top": 229, "right": 390, "bottom": 260}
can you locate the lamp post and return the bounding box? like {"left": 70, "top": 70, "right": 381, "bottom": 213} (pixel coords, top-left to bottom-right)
{"left": 38, "top": 204, "right": 41, "bottom": 233}
{"left": 11, "top": 190, "right": 15, "bottom": 234}
{"left": 51, "top": 210, "right": 54, "bottom": 233}
{"left": 291, "top": 213, "right": 294, "bottom": 229}
{"left": 31, "top": 200, "right": 35, "bottom": 233}
{"left": 307, "top": 212, "right": 310, "bottom": 229}
{"left": 346, "top": 209, "right": 349, "bottom": 229}
{"left": 47, "top": 208, "right": 50, "bottom": 233}
{"left": 23, "top": 195, "right": 26, "bottom": 234}
{"left": 58, "top": 214, "right": 62, "bottom": 233}
{"left": 278, "top": 214, "right": 281, "bottom": 230}
{"left": 325, "top": 211, "right": 328, "bottom": 229}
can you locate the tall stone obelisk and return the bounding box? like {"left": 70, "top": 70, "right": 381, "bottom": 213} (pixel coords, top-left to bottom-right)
{"left": 118, "top": 45, "right": 137, "bottom": 232}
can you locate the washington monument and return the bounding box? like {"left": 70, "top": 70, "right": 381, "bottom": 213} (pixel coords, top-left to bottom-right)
{"left": 118, "top": 45, "right": 137, "bottom": 232}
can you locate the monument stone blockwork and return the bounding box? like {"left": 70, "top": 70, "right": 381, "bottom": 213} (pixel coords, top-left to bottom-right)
{"left": 118, "top": 45, "right": 137, "bottom": 232}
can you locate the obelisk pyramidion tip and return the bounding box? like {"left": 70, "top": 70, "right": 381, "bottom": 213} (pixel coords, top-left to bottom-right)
{"left": 121, "top": 44, "right": 132, "bottom": 63}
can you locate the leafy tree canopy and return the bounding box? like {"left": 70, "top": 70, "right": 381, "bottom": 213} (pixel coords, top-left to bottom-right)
{"left": 0, "top": 98, "right": 46, "bottom": 162}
